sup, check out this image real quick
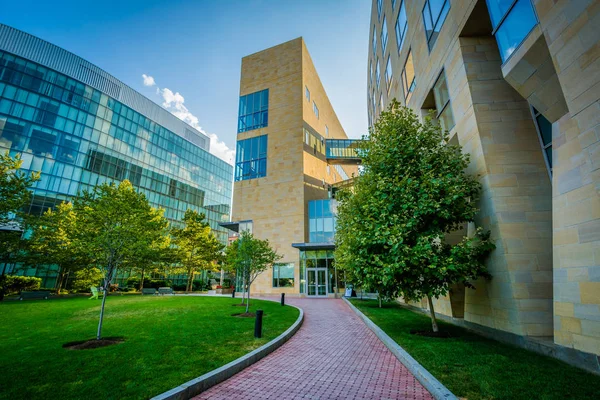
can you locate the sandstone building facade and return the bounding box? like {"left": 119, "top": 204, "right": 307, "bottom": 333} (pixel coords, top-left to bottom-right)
{"left": 367, "top": 0, "right": 599, "bottom": 371}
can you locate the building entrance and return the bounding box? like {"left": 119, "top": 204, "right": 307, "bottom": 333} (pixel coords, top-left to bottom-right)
{"left": 306, "top": 268, "right": 327, "bottom": 296}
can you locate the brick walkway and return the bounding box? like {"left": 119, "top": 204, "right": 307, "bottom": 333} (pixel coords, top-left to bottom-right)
{"left": 194, "top": 298, "right": 433, "bottom": 400}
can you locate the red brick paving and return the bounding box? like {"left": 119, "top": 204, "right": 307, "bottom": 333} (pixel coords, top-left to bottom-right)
{"left": 194, "top": 298, "right": 433, "bottom": 400}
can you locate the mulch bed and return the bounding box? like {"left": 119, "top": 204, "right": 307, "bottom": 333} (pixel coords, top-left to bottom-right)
{"left": 410, "top": 329, "right": 452, "bottom": 338}
{"left": 63, "top": 337, "right": 125, "bottom": 350}
{"left": 231, "top": 312, "right": 256, "bottom": 318}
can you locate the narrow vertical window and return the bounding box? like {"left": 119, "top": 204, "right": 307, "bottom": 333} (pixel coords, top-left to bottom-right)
{"left": 401, "top": 50, "right": 416, "bottom": 103}
{"left": 395, "top": 1, "right": 408, "bottom": 52}
{"left": 432, "top": 71, "right": 454, "bottom": 132}
{"left": 381, "top": 17, "right": 388, "bottom": 54}
{"left": 372, "top": 25, "right": 377, "bottom": 57}
{"left": 313, "top": 101, "right": 319, "bottom": 119}
{"left": 305, "top": 86, "right": 310, "bottom": 102}
{"left": 385, "top": 56, "right": 393, "bottom": 92}
{"left": 376, "top": 59, "right": 381, "bottom": 89}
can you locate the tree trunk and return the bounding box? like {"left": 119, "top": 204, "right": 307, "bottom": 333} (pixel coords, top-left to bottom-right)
{"left": 186, "top": 270, "right": 194, "bottom": 293}
{"left": 245, "top": 281, "right": 250, "bottom": 314}
{"left": 378, "top": 293, "right": 382, "bottom": 308}
{"left": 139, "top": 269, "right": 145, "bottom": 291}
{"left": 55, "top": 268, "right": 65, "bottom": 295}
{"left": 427, "top": 295, "right": 439, "bottom": 333}
{"left": 97, "top": 278, "right": 109, "bottom": 340}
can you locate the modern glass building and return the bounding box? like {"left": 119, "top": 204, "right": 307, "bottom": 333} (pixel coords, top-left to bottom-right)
{"left": 0, "top": 24, "right": 233, "bottom": 287}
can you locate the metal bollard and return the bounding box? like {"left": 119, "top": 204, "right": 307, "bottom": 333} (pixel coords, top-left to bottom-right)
{"left": 281, "top": 292, "right": 285, "bottom": 306}
{"left": 232, "top": 290, "right": 235, "bottom": 298}
{"left": 254, "top": 309, "right": 263, "bottom": 338}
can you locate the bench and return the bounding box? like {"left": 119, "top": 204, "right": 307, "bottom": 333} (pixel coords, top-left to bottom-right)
{"left": 19, "top": 291, "right": 51, "bottom": 300}
{"left": 158, "top": 287, "right": 175, "bottom": 295}
{"left": 142, "top": 288, "right": 157, "bottom": 295}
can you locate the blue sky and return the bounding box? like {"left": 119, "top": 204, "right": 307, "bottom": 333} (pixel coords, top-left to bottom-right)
{"left": 1, "top": 0, "right": 370, "bottom": 163}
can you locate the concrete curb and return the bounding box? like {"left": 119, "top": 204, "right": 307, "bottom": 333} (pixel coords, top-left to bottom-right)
{"left": 343, "top": 297, "right": 457, "bottom": 400}
{"left": 151, "top": 298, "right": 304, "bottom": 400}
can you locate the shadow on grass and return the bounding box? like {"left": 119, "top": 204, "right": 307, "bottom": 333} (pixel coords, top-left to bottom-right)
{"left": 351, "top": 299, "right": 600, "bottom": 400}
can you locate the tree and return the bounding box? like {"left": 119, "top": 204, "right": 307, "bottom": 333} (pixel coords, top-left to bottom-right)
{"left": 28, "top": 202, "right": 84, "bottom": 294}
{"left": 335, "top": 100, "right": 494, "bottom": 331}
{"left": 172, "top": 210, "right": 224, "bottom": 293}
{"left": 225, "top": 231, "right": 281, "bottom": 313}
{"left": 72, "top": 180, "right": 170, "bottom": 340}
{"left": 0, "top": 152, "right": 39, "bottom": 301}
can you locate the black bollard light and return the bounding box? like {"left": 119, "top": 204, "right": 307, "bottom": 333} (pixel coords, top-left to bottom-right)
{"left": 232, "top": 290, "right": 235, "bottom": 298}
{"left": 254, "top": 309, "right": 263, "bottom": 338}
{"left": 281, "top": 292, "right": 285, "bottom": 306}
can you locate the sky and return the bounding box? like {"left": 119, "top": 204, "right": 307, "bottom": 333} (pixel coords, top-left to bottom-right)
{"left": 0, "top": 0, "right": 370, "bottom": 164}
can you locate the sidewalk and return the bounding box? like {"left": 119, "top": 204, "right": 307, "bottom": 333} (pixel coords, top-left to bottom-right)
{"left": 194, "top": 298, "right": 433, "bottom": 400}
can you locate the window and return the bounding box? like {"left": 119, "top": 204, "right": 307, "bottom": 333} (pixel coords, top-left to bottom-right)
{"left": 234, "top": 135, "right": 268, "bottom": 181}
{"left": 379, "top": 93, "right": 384, "bottom": 113}
{"left": 377, "top": 0, "right": 383, "bottom": 19}
{"left": 385, "top": 56, "right": 393, "bottom": 92}
{"left": 237, "top": 89, "right": 269, "bottom": 133}
{"left": 381, "top": 17, "right": 388, "bottom": 54}
{"left": 423, "top": 0, "right": 450, "bottom": 50}
{"left": 372, "top": 26, "right": 377, "bottom": 57}
{"left": 531, "top": 106, "right": 552, "bottom": 175}
{"left": 433, "top": 71, "right": 455, "bottom": 131}
{"left": 325, "top": 125, "right": 329, "bottom": 137}
{"left": 392, "top": 0, "right": 397, "bottom": 9}
{"left": 28, "top": 129, "right": 56, "bottom": 156}
{"left": 395, "top": 1, "right": 408, "bottom": 51}
{"left": 369, "top": 60, "right": 373, "bottom": 84}
{"left": 308, "top": 199, "right": 336, "bottom": 243}
{"left": 273, "top": 263, "right": 294, "bottom": 287}
{"left": 401, "top": 50, "right": 416, "bottom": 103}
{"left": 305, "top": 86, "right": 310, "bottom": 102}
{"left": 313, "top": 101, "right": 319, "bottom": 119}
{"left": 376, "top": 59, "right": 381, "bottom": 89}
{"left": 490, "top": 0, "right": 538, "bottom": 62}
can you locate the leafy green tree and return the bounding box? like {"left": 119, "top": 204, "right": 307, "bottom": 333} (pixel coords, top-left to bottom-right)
{"left": 225, "top": 231, "right": 281, "bottom": 313}
{"left": 72, "top": 180, "right": 170, "bottom": 339}
{"left": 0, "top": 152, "right": 39, "bottom": 301}
{"left": 335, "top": 101, "right": 494, "bottom": 331}
{"left": 28, "top": 202, "right": 86, "bottom": 294}
{"left": 172, "top": 210, "right": 224, "bottom": 293}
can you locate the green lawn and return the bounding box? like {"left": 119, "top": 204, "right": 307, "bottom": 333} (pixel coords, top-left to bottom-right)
{"left": 350, "top": 299, "right": 600, "bottom": 400}
{"left": 0, "top": 296, "right": 299, "bottom": 400}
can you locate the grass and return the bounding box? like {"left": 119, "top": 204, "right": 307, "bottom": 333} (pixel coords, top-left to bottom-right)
{"left": 350, "top": 299, "right": 600, "bottom": 400}
{"left": 0, "top": 295, "right": 299, "bottom": 400}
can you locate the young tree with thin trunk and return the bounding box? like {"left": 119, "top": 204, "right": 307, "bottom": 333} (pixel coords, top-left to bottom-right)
{"left": 172, "top": 210, "right": 224, "bottom": 293}
{"left": 72, "top": 180, "right": 170, "bottom": 340}
{"left": 335, "top": 100, "right": 495, "bottom": 332}
{"left": 225, "top": 231, "right": 281, "bottom": 313}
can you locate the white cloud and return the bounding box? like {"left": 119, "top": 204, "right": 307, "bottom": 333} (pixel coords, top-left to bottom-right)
{"left": 141, "top": 74, "right": 235, "bottom": 164}
{"left": 142, "top": 74, "right": 156, "bottom": 87}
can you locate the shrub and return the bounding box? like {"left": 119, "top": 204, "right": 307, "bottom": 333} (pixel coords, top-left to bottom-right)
{"left": 193, "top": 280, "right": 209, "bottom": 291}
{"left": 0, "top": 275, "right": 42, "bottom": 295}
{"left": 72, "top": 268, "right": 104, "bottom": 292}
{"left": 143, "top": 279, "right": 171, "bottom": 289}
{"left": 126, "top": 276, "right": 140, "bottom": 288}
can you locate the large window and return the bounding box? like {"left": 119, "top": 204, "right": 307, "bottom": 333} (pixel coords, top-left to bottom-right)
{"left": 308, "top": 199, "right": 336, "bottom": 243}
{"left": 385, "top": 56, "right": 393, "bottom": 92}
{"left": 423, "top": 0, "right": 450, "bottom": 50}
{"left": 433, "top": 71, "right": 455, "bottom": 132}
{"left": 237, "top": 89, "right": 269, "bottom": 133}
{"left": 401, "top": 50, "right": 416, "bottom": 103}
{"left": 273, "top": 263, "right": 294, "bottom": 288}
{"left": 381, "top": 17, "right": 388, "bottom": 55}
{"left": 395, "top": 1, "right": 408, "bottom": 52}
{"left": 489, "top": 0, "right": 538, "bottom": 62}
{"left": 234, "top": 135, "right": 268, "bottom": 181}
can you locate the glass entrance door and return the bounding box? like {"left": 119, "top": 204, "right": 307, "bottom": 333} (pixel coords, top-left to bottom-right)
{"left": 307, "top": 268, "right": 327, "bottom": 297}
